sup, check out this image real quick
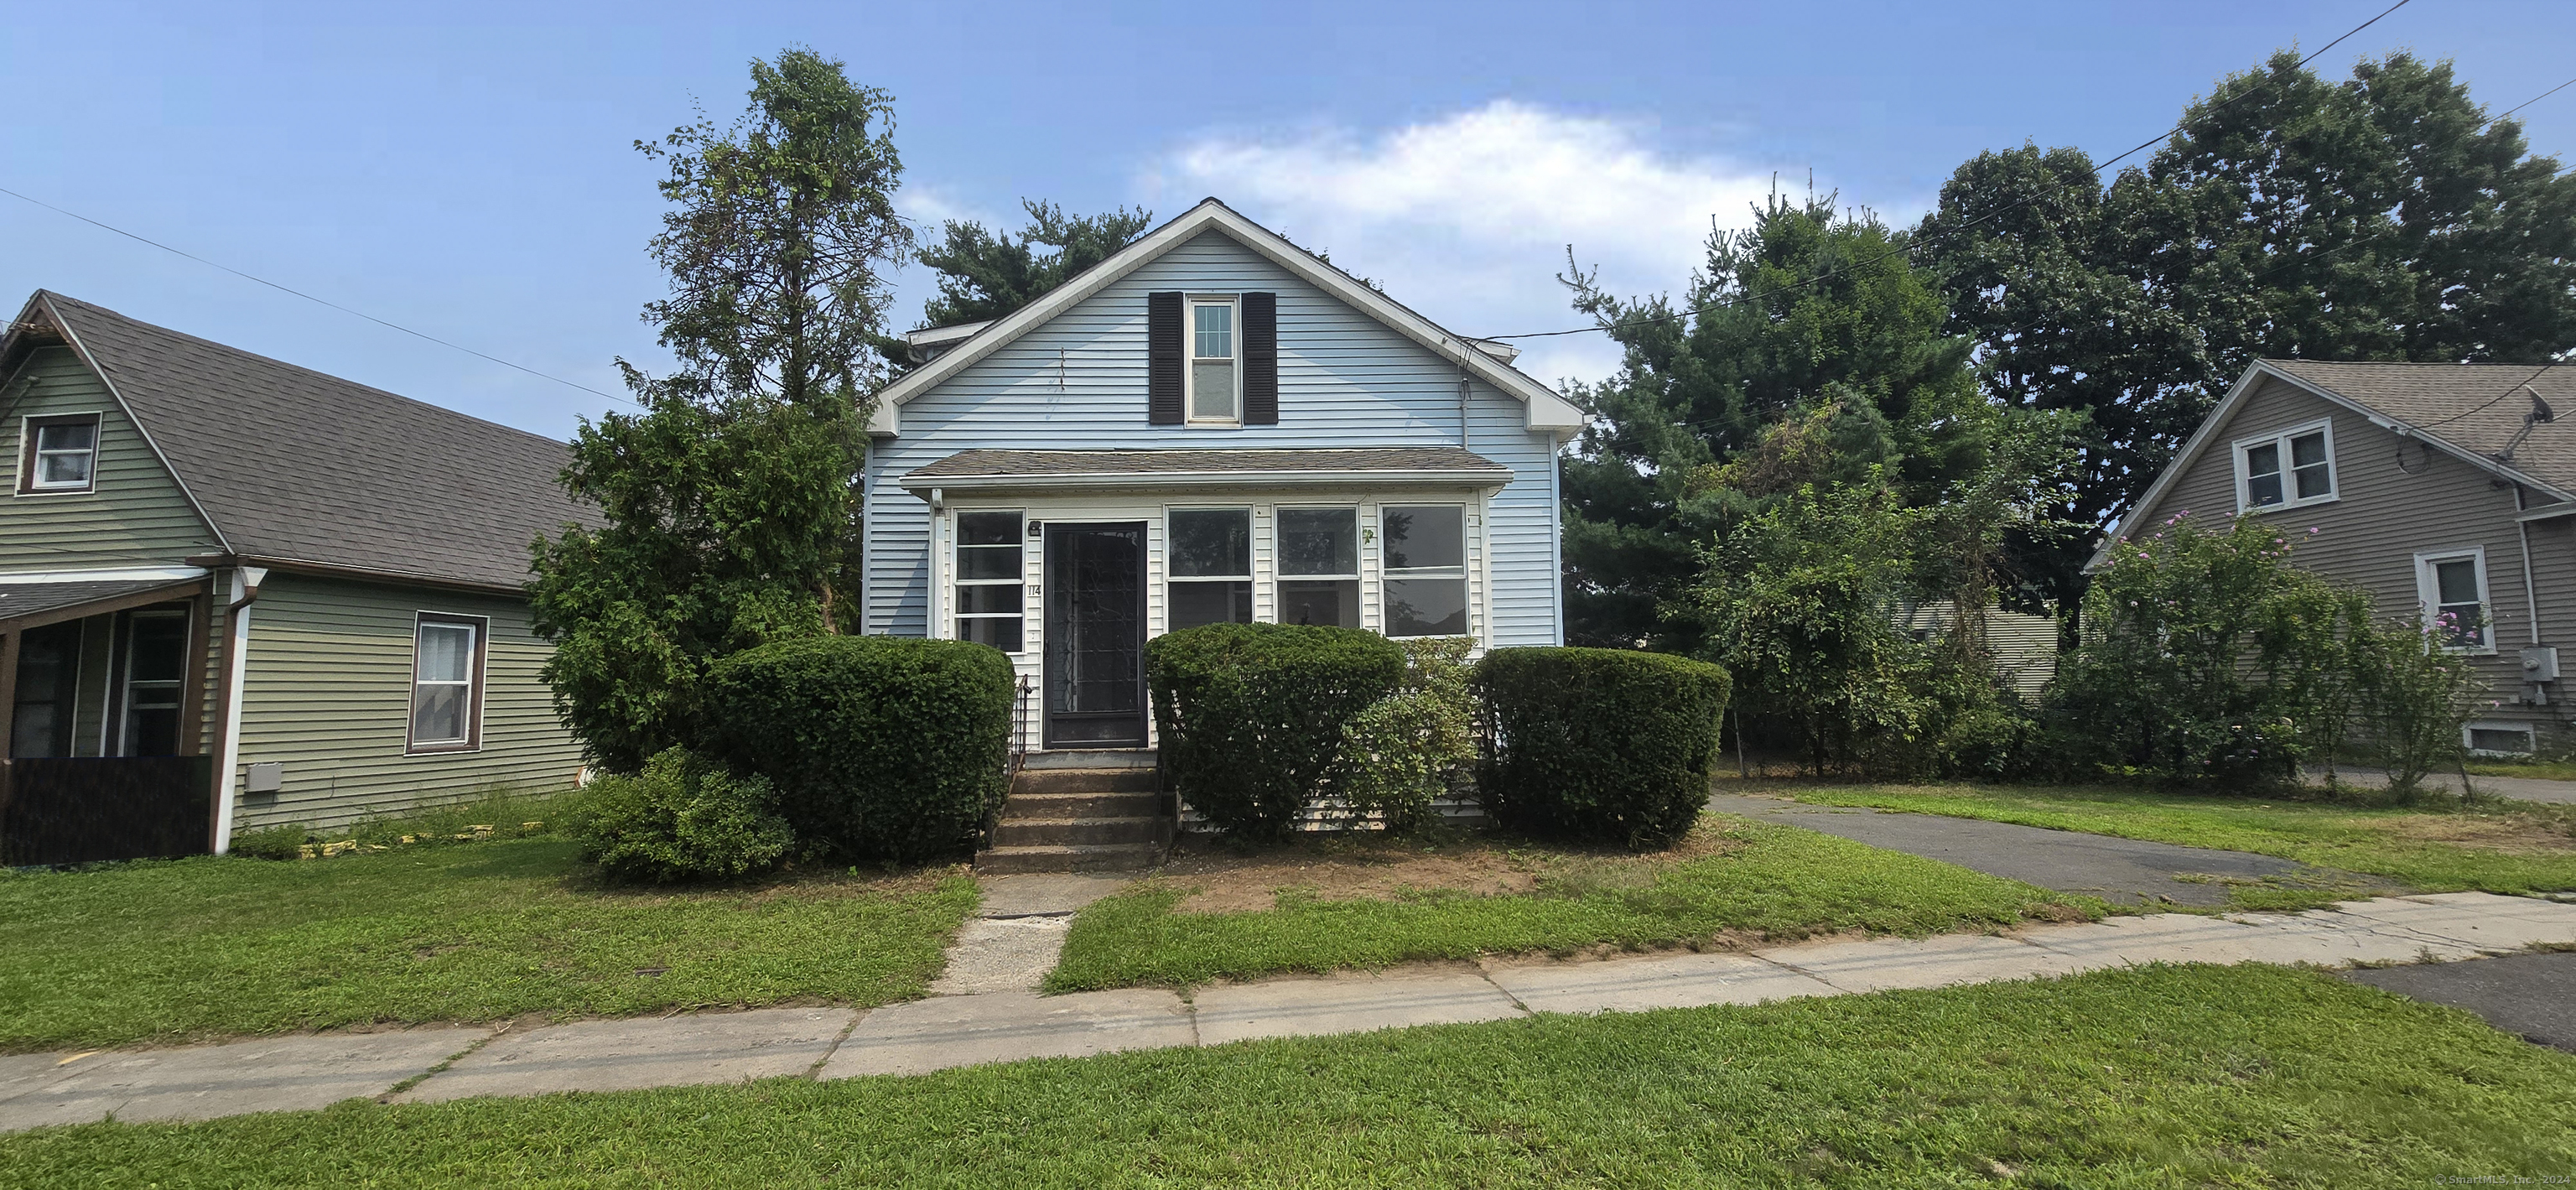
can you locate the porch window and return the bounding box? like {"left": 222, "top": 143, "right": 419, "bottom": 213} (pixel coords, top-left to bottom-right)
{"left": 119, "top": 611, "right": 189, "bottom": 756}
{"left": 1382, "top": 505, "right": 1467, "bottom": 637}
{"left": 954, "top": 512, "right": 1026, "bottom": 652}
{"left": 2415, "top": 549, "right": 2492, "bottom": 652}
{"left": 1187, "top": 298, "right": 1239, "bottom": 424}
{"left": 10, "top": 621, "right": 82, "bottom": 758}
{"left": 1276, "top": 507, "right": 1359, "bottom": 628}
{"left": 2235, "top": 420, "right": 2334, "bottom": 512}
{"left": 1168, "top": 507, "right": 1251, "bottom": 630}
{"left": 20, "top": 413, "right": 100, "bottom": 493}
{"left": 409, "top": 614, "right": 486, "bottom": 752}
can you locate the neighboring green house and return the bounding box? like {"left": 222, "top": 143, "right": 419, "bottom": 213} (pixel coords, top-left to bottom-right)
{"left": 0, "top": 291, "right": 589, "bottom": 858}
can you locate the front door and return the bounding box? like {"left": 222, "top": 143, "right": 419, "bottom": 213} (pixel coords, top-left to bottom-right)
{"left": 1042, "top": 522, "right": 1147, "bottom": 748}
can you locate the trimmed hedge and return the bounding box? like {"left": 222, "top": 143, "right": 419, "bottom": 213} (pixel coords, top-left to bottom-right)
{"left": 702, "top": 635, "right": 1015, "bottom": 864}
{"left": 569, "top": 747, "right": 794, "bottom": 883}
{"left": 1147, "top": 623, "right": 1405, "bottom": 840}
{"left": 1473, "top": 647, "right": 1732, "bottom": 849}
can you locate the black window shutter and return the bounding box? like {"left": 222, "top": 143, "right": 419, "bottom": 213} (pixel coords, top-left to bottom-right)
{"left": 1147, "top": 291, "right": 1183, "bottom": 424}
{"left": 1242, "top": 292, "right": 1279, "bottom": 425}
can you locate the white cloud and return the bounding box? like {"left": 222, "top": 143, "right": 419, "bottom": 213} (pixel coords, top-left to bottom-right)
{"left": 1159, "top": 101, "right": 1784, "bottom": 389}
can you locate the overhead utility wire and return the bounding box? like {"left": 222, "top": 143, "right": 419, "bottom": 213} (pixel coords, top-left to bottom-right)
{"left": 0, "top": 184, "right": 633, "bottom": 406}
{"left": 1477, "top": 0, "right": 2417, "bottom": 344}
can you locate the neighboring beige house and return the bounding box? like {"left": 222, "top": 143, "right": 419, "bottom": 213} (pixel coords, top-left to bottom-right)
{"left": 0, "top": 291, "right": 589, "bottom": 860}
{"left": 1896, "top": 600, "right": 2059, "bottom": 700}
{"left": 2096, "top": 359, "right": 2576, "bottom": 756}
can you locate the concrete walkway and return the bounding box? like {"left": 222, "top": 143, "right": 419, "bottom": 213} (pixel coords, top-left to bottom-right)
{"left": 5, "top": 890, "right": 2572, "bottom": 1132}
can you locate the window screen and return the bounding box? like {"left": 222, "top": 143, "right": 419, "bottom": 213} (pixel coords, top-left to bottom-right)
{"left": 1169, "top": 508, "right": 1252, "bottom": 630}
{"left": 955, "top": 512, "right": 1026, "bottom": 652}
{"left": 1276, "top": 508, "right": 1359, "bottom": 628}
{"left": 1382, "top": 506, "right": 1467, "bottom": 637}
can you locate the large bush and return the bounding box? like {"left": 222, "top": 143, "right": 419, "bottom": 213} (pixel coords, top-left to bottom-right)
{"left": 569, "top": 747, "right": 793, "bottom": 883}
{"left": 1473, "top": 647, "right": 1732, "bottom": 849}
{"left": 1147, "top": 623, "right": 1405, "bottom": 840}
{"left": 702, "top": 635, "right": 1014, "bottom": 863}
{"left": 1333, "top": 637, "right": 1477, "bottom": 836}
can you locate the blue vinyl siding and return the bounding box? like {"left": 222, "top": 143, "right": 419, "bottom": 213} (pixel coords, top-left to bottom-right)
{"left": 864, "top": 231, "right": 1564, "bottom": 647}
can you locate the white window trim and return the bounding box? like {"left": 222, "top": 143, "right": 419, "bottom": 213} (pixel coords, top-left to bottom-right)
{"left": 17, "top": 411, "right": 103, "bottom": 496}
{"left": 1274, "top": 504, "right": 1362, "bottom": 628}
{"left": 2414, "top": 546, "right": 2496, "bottom": 655}
{"left": 1165, "top": 505, "right": 1253, "bottom": 629}
{"left": 408, "top": 612, "right": 488, "bottom": 754}
{"left": 2463, "top": 720, "right": 2537, "bottom": 757}
{"left": 1379, "top": 502, "right": 1472, "bottom": 640}
{"left": 1182, "top": 294, "right": 1242, "bottom": 427}
{"left": 2231, "top": 417, "right": 2338, "bottom": 513}
{"left": 952, "top": 510, "right": 1028, "bottom": 653}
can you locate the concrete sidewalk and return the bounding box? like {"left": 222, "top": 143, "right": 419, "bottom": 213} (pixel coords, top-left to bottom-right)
{"left": 5, "top": 890, "right": 2571, "bottom": 1132}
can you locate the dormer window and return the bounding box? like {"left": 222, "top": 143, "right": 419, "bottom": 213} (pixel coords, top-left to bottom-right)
{"left": 19, "top": 413, "right": 100, "bottom": 494}
{"left": 2233, "top": 419, "right": 2335, "bottom": 512}
{"left": 1187, "top": 297, "right": 1239, "bottom": 424}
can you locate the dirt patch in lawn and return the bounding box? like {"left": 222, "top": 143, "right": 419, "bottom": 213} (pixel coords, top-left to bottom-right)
{"left": 2376, "top": 813, "right": 2576, "bottom": 855}
{"left": 1161, "top": 823, "right": 1748, "bottom": 914}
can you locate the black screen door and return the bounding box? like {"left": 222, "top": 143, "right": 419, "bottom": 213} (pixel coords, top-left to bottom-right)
{"left": 1043, "top": 522, "right": 1147, "bottom": 747}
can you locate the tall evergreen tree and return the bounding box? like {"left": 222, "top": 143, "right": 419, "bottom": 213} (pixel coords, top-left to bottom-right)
{"left": 917, "top": 201, "right": 1152, "bottom": 326}
{"left": 530, "top": 48, "right": 912, "bottom": 771}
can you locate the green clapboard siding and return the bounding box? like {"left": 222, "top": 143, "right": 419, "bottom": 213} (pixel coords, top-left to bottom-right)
{"left": 231, "top": 573, "right": 582, "bottom": 832}
{"left": 0, "top": 346, "right": 222, "bottom": 566}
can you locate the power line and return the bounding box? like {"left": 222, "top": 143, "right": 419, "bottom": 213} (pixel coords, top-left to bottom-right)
{"left": 0, "top": 184, "right": 634, "bottom": 406}
{"left": 1483, "top": 0, "right": 2423, "bottom": 344}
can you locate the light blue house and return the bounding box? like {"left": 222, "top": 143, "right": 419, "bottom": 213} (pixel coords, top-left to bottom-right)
{"left": 863, "top": 199, "right": 1579, "bottom": 752}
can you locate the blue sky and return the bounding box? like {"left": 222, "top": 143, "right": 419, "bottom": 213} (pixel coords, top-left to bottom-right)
{"left": 5, "top": 0, "right": 2569, "bottom": 440}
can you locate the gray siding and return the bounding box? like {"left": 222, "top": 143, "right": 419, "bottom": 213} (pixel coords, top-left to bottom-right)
{"left": 2127, "top": 374, "right": 2576, "bottom": 743}
{"left": 0, "top": 346, "right": 222, "bottom": 567}
{"left": 230, "top": 573, "right": 582, "bottom": 831}
{"left": 864, "top": 231, "right": 1564, "bottom": 648}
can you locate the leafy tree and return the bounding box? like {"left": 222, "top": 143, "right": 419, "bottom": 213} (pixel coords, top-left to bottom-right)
{"left": 1921, "top": 51, "right": 2576, "bottom": 619}
{"left": 531, "top": 48, "right": 912, "bottom": 772}
{"left": 911, "top": 200, "right": 1151, "bottom": 326}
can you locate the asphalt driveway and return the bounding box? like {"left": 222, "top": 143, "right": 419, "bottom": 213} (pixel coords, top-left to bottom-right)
{"left": 2346, "top": 951, "right": 2576, "bottom": 1052}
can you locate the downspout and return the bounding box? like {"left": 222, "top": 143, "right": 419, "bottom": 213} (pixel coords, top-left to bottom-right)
{"left": 2518, "top": 486, "right": 2542, "bottom": 646}
{"left": 210, "top": 565, "right": 267, "bottom": 854}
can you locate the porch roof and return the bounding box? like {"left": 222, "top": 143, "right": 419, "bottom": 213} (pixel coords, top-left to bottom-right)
{"left": 0, "top": 576, "right": 206, "bottom": 632}
{"left": 896, "top": 447, "right": 1512, "bottom": 493}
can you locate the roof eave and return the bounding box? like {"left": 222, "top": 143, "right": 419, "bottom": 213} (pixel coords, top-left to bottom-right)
{"left": 894, "top": 469, "right": 1513, "bottom": 496}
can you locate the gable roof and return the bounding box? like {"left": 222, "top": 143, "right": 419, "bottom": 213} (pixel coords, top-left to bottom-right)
{"left": 869, "top": 198, "right": 1584, "bottom": 436}
{"left": 2086, "top": 358, "right": 2576, "bottom": 572}
{"left": 3, "top": 291, "right": 593, "bottom": 592}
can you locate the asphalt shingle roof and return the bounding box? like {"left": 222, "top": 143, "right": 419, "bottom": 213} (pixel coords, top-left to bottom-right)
{"left": 901, "top": 447, "right": 1510, "bottom": 482}
{"left": 36, "top": 292, "right": 594, "bottom": 590}
{"left": 0, "top": 578, "right": 205, "bottom": 626}
{"left": 2266, "top": 360, "right": 2576, "bottom": 496}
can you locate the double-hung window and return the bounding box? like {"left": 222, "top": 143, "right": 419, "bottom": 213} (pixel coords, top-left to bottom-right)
{"left": 954, "top": 512, "right": 1026, "bottom": 652}
{"left": 2415, "top": 549, "right": 2493, "bottom": 652}
{"left": 1168, "top": 508, "right": 1252, "bottom": 631}
{"left": 19, "top": 413, "right": 100, "bottom": 494}
{"left": 2235, "top": 420, "right": 2335, "bottom": 512}
{"left": 1187, "top": 297, "right": 1239, "bottom": 424}
{"left": 1381, "top": 505, "right": 1468, "bottom": 637}
{"left": 1276, "top": 507, "right": 1359, "bottom": 628}
{"left": 117, "top": 611, "right": 188, "bottom": 756}
{"left": 409, "top": 614, "right": 486, "bottom": 752}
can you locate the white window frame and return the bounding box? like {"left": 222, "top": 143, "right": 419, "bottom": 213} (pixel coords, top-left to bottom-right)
{"left": 1165, "top": 505, "right": 1253, "bottom": 631}
{"left": 18, "top": 412, "right": 102, "bottom": 496}
{"left": 2231, "top": 417, "right": 2338, "bottom": 513}
{"left": 408, "top": 612, "right": 488, "bottom": 754}
{"left": 1274, "top": 504, "right": 1362, "bottom": 629}
{"left": 2414, "top": 547, "right": 2496, "bottom": 655}
{"left": 952, "top": 510, "right": 1027, "bottom": 653}
{"left": 2462, "top": 720, "right": 2536, "bottom": 757}
{"left": 1183, "top": 294, "right": 1241, "bottom": 426}
{"left": 1379, "top": 502, "right": 1472, "bottom": 640}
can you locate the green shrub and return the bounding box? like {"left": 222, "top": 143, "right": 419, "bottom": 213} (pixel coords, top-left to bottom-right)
{"left": 569, "top": 747, "right": 794, "bottom": 883}
{"left": 1333, "top": 638, "right": 1477, "bottom": 835}
{"left": 1148, "top": 622, "right": 1405, "bottom": 840}
{"left": 702, "top": 635, "right": 1013, "bottom": 863}
{"left": 226, "top": 824, "right": 314, "bottom": 861}
{"left": 1473, "top": 647, "right": 1732, "bottom": 849}
{"left": 2354, "top": 618, "right": 2489, "bottom": 800}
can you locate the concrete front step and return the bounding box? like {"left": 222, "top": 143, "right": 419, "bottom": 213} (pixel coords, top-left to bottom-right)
{"left": 1002, "top": 789, "right": 1162, "bottom": 818}
{"left": 1020, "top": 749, "right": 1157, "bottom": 772}
{"left": 1011, "top": 766, "right": 1159, "bottom": 796}
{"left": 990, "top": 815, "right": 1171, "bottom": 848}
{"left": 974, "top": 842, "right": 1164, "bottom": 874}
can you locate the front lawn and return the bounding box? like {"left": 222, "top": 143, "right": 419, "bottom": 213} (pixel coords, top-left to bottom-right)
{"left": 1764, "top": 780, "right": 2576, "bottom": 896}
{"left": 0, "top": 839, "right": 976, "bottom": 1052}
{"left": 1047, "top": 814, "right": 2083, "bottom": 991}
{"left": 5, "top": 964, "right": 2568, "bottom": 1187}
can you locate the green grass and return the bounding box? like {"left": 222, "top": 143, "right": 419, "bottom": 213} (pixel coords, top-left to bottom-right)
{"left": 1768, "top": 781, "right": 2576, "bottom": 896}
{"left": 0, "top": 839, "right": 976, "bottom": 1052}
{"left": 1047, "top": 816, "right": 2084, "bottom": 990}
{"left": 2464, "top": 757, "right": 2576, "bottom": 781}
{"left": 4, "top": 964, "right": 2568, "bottom": 1187}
